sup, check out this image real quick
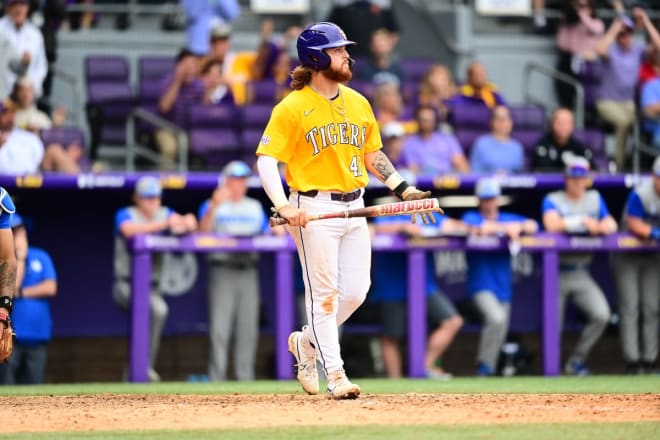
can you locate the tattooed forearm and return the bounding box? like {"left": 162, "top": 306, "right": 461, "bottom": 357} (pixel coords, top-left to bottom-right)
{"left": 366, "top": 150, "right": 397, "bottom": 183}
{"left": 0, "top": 261, "right": 16, "bottom": 298}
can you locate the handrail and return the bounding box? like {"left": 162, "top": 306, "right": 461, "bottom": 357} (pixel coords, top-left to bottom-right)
{"left": 523, "top": 61, "right": 584, "bottom": 129}
{"left": 65, "top": 3, "right": 181, "bottom": 15}
{"left": 126, "top": 107, "right": 189, "bottom": 172}
{"left": 48, "top": 65, "right": 80, "bottom": 124}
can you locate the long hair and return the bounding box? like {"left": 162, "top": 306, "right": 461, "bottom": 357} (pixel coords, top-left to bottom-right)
{"left": 290, "top": 65, "right": 314, "bottom": 90}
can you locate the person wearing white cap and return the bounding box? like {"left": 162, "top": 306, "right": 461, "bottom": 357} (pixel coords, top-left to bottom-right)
{"left": 113, "top": 176, "right": 198, "bottom": 382}
{"left": 198, "top": 161, "right": 281, "bottom": 381}
{"left": 542, "top": 156, "right": 617, "bottom": 375}
{"left": 462, "top": 177, "right": 538, "bottom": 376}
{"left": 614, "top": 155, "right": 660, "bottom": 374}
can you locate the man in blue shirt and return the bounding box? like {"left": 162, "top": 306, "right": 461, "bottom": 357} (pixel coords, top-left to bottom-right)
{"left": 113, "top": 176, "right": 197, "bottom": 382}
{"left": 0, "top": 213, "right": 56, "bottom": 384}
{"left": 614, "top": 156, "right": 660, "bottom": 374}
{"left": 542, "top": 157, "right": 617, "bottom": 375}
{"left": 0, "top": 187, "right": 16, "bottom": 364}
{"left": 462, "top": 178, "right": 538, "bottom": 376}
{"left": 372, "top": 203, "right": 465, "bottom": 379}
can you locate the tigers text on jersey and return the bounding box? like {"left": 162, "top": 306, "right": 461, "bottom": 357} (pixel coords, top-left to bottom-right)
{"left": 256, "top": 84, "right": 382, "bottom": 193}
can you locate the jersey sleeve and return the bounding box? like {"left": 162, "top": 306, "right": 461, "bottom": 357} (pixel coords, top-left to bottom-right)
{"left": 625, "top": 191, "right": 646, "bottom": 219}
{"left": 198, "top": 200, "right": 211, "bottom": 220}
{"left": 114, "top": 208, "right": 131, "bottom": 234}
{"left": 38, "top": 249, "right": 57, "bottom": 281}
{"left": 541, "top": 195, "right": 558, "bottom": 214}
{"left": 461, "top": 211, "right": 483, "bottom": 226}
{"left": 362, "top": 99, "right": 383, "bottom": 154}
{"left": 256, "top": 103, "right": 297, "bottom": 163}
{"left": 0, "top": 187, "right": 15, "bottom": 229}
{"left": 597, "top": 193, "right": 611, "bottom": 219}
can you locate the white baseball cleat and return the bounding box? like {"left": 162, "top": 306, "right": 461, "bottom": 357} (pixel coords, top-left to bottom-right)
{"left": 326, "top": 369, "right": 360, "bottom": 400}
{"left": 288, "top": 326, "right": 319, "bottom": 395}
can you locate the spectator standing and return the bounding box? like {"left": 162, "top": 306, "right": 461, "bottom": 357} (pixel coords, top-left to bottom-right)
{"left": 0, "top": 213, "right": 56, "bottom": 384}
{"left": 197, "top": 161, "right": 273, "bottom": 381}
{"left": 326, "top": 0, "right": 399, "bottom": 57}
{"left": 532, "top": 107, "right": 593, "bottom": 172}
{"left": 595, "top": 9, "right": 660, "bottom": 170}
{"left": 470, "top": 105, "right": 524, "bottom": 174}
{"left": 372, "top": 208, "right": 465, "bottom": 379}
{"left": 180, "top": 0, "right": 240, "bottom": 56}
{"left": 157, "top": 49, "right": 205, "bottom": 168}
{"left": 0, "top": 31, "right": 28, "bottom": 100}
{"left": 462, "top": 178, "right": 538, "bottom": 376}
{"left": 30, "top": 0, "right": 67, "bottom": 99}
{"left": 455, "top": 62, "right": 506, "bottom": 109}
{"left": 0, "top": 0, "right": 48, "bottom": 98}
{"left": 357, "top": 28, "right": 405, "bottom": 86}
{"left": 113, "top": 176, "right": 198, "bottom": 382}
{"left": 554, "top": 0, "right": 604, "bottom": 109}
{"left": 613, "top": 156, "right": 660, "bottom": 374}
{"left": 542, "top": 157, "right": 616, "bottom": 375}
{"left": 403, "top": 106, "right": 469, "bottom": 176}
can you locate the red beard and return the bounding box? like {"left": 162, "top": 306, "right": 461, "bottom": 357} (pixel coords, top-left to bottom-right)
{"left": 322, "top": 63, "right": 352, "bottom": 83}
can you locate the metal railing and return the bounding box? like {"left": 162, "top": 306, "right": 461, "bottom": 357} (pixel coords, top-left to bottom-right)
{"left": 125, "top": 107, "right": 189, "bottom": 172}
{"left": 522, "top": 61, "right": 585, "bottom": 129}
{"left": 49, "top": 65, "right": 80, "bottom": 124}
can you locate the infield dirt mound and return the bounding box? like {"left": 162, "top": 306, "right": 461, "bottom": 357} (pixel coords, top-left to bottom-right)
{"left": 2, "top": 393, "right": 659, "bottom": 433}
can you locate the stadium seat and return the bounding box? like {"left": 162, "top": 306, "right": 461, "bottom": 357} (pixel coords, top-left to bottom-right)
{"left": 40, "top": 126, "right": 93, "bottom": 171}
{"left": 400, "top": 57, "right": 435, "bottom": 83}
{"left": 84, "top": 56, "right": 136, "bottom": 160}
{"left": 574, "top": 128, "right": 609, "bottom": 172}
{"left": 450, "top": 103, "right": 491, "bottom": 153}
{"left": 510, "top": 104, "right": 547, "bottom": 168}
{"left": 240, "top": 103, "right": 272, "bottom": 166}
{"left": 187, "top": 104, "right": 242, "bottom": 167}
{"left": 246, "top": 80, "right": 280, "bottom": 103}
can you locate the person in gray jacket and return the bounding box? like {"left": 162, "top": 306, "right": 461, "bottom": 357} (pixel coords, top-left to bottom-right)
{"left": 614, "top": 156, "right": 660, "bottom": 374}
{"left": 542, "top": 156, "right": 617, "bottom": 376}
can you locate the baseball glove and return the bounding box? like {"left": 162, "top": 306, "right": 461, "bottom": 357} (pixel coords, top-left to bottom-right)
{"left": 0, "top": 309, "right": 13, "bottom": 363}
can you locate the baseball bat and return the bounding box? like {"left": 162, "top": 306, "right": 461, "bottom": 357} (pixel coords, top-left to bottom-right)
{"left": 269, "top": 198, "right": 444, "bottom": 227}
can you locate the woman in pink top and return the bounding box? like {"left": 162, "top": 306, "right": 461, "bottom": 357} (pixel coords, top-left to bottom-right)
{"left": 555, "top": 0, "right": 605, "bottom": 108}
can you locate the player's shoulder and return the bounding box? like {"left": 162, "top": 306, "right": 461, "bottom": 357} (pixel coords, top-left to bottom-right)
{"left": 0, "top": 187, "right": 15, "bottom": 215}
{"left": 27, "top": 246, "right": 50, "bottom": 260}
{"left": 340, "top": 84, "right": 370, "bottom": 106}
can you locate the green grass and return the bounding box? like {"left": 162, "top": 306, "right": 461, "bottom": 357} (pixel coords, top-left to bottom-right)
{"left": 1, "top": 375, "right": 659, "bottom": 396}
{"left": 2, "top": 422, "right": 659, "bottom": 440}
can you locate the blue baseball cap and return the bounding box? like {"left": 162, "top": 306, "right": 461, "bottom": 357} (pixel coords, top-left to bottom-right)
{"left": 135, "top": 176, "right": 162, "bottom": 198}
{"left": 223, "top": 160, "right": 251, "bottom": 178}
{"left": 9, "top": 212, "right": 24, "bottom": 229}
{"left": 653, "top": 156, "right": 660, "bottom": 177}
{"left": 475, "top": 177, "right": 501, "bottom": 199}
{"left": 565, "top": 156, "right": 591, "bottom": 178}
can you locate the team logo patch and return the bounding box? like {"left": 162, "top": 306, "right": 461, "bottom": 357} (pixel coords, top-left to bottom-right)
{"left": 261, "top": 135, "right": 270, "bottom": 145}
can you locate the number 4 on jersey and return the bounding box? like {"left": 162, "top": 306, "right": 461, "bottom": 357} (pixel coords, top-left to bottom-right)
{"left": 350, "top": 155, "right": 363, "bottom": 177}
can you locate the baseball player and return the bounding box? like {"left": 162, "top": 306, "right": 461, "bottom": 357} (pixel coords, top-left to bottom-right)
{"left": 613, "top": 156, "right": 660, "bottom": 374}
{"left": 462, "top": 178, "right": 538, "bottom": 376}
{"left": 197, "top": 160, "right": 275, "bottom": 381}
{"left": 0, "top": 187, "right": 16, "bottom": 363}
{"left": 542, "top": 157, "right": 617, "bottom": 375}
{"left": 113, "top": 176, "right": 197, "bottom": 381}
{"left": 256, "top": 22, "right": 433, "bottom": 399}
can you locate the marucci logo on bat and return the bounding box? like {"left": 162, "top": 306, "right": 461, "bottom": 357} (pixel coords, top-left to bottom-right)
{"left": 380, "top": 199, "right": 437, "bottom": 214}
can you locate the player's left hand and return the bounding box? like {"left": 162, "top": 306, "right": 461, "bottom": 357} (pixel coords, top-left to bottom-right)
{"left": 0, "top": 310, "right": 14, "bottom": 363}
{"left": 401, "top": 187, "right": 436, "bottom": 225}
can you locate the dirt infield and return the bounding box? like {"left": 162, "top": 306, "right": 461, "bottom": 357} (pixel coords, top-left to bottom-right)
{"left": 2, "top": 393, "right": 659, "bottom": 433}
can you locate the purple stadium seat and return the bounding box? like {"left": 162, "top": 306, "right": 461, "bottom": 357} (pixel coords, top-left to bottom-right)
{"left": 401, "top": 80, "right": 419, "bottom": 104}
{"left": 450, "top": 104, "right": 491, "bottom": 152}
{"left": 40, "top": 126, "right": 85, "bottom": 148}
{"left": 400, "top": 58, "right": 435, "bottom": 82}
{"left": 509, "top": 104, "right": 547, "bottom": 166}
{"left": 578, "top": 60, "right": 601, "bottom": 110}
{"left": 85, "top": 56, "right": 129, "bottom": 83}
{"left": 349, "top": 79, "right": 376, "bottom": 100}
{"left": 247, "top": 80, "right": 279, "bottom": 103}
{"left": 574, "top": 128, "right": 608, "bottom": 172}
{"left": 241, "top": 103, "right": 272, "bottom": 153}
{"left": 139, "top": 57, "right": 174, "bottom": 86}
{"left": 187, "top": 104, "right": 242, "bottom": 167}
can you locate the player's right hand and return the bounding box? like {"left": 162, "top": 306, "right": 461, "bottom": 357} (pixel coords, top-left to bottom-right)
{"left": 277, "top": 205, "right": 309, "bottom": 228}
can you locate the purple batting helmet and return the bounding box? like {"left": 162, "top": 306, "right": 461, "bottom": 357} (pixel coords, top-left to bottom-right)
{"left": 296, "top": 22, "right": 355, "bottom": 70}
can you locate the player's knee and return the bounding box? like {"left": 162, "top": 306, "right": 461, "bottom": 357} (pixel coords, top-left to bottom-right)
{"left": 446, "top": 315, "right": 464, "bottom": 332}
{"left": 151, "top": 295, "right": 169, "bottom": 321}
{"left": 591, "top": 307, "right": 611, "bottom": 327}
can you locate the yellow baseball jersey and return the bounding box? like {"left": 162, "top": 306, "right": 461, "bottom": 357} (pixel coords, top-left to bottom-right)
{"left": 256, "top": 84, "right": 382, "bottom": 193}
